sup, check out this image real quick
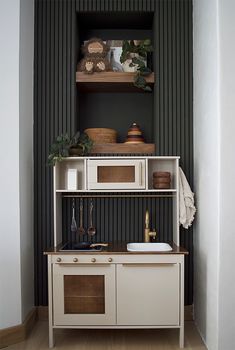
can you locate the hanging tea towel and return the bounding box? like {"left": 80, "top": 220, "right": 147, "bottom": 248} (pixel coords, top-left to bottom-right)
{"left": 179, "top": 167, "right": 196, "bottom": 229}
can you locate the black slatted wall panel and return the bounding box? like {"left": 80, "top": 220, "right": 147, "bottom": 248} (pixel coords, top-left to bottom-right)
{"left": 34, "top": 0, "right": 76, "bottom": 305}
{"left": 76, "top": 0, "right": 155, "bottom": 11}
{"left": 34, "top": 0, "right": 193, "bottom": 305}
{"left": 153, "top": 0, "right": 193, "bottom": 305}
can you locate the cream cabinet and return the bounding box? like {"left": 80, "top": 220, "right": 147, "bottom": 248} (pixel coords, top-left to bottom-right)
{"left": 47, "top": 155, "right": 185, "bottom": 348}
{"left": 47, "top": 253, "right": 185, "bottom": 348}
{"left": 117, "top": 262, "right": 179, "bottom": 326}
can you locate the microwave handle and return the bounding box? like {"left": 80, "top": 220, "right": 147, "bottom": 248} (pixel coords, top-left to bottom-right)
{"left": 139, "top": 162, "right": 142, "bottom": 186}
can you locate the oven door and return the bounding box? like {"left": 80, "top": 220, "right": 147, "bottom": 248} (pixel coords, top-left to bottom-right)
{"left": 53, "top": 263, "right": 116, "bottom": 326}
{"left": 87, "top": 159, "right": 146, "bottom": 190}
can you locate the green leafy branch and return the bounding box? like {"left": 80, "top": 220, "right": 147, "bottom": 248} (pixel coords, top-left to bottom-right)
{"left": 120, "top": 40, "right": 153, "bottom": 91}
{"left": 120, "top": 39, "right": 153, "bottom": 63}
{"left": 48, "top": 132, "right": 93, "bottom": 166}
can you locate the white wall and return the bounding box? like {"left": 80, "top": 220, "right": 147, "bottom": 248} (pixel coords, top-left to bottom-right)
{"left": 0, "top": 0, "right": 34, "bottom": 328}
{"left": 193, "top": 0, "right": 220, "bottom": 348}
{"left": 0, "top": 0, "right": 22, "bottom": 329}
{"left": 218, "top": 0, "right": 235, "bottom": 348}
{"left": 194, "top": 0, "right": 235, "bottom": 349}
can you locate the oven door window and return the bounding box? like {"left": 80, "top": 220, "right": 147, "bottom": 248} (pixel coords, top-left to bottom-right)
{"left": 64, "top": 275, "right": 105, "bottom": 314}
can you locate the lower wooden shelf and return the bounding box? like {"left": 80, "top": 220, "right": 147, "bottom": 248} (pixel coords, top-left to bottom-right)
{"left": 89, "top": 143, "right": 155, "bottom": 154}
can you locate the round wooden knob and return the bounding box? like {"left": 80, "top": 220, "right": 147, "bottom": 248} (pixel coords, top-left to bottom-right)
{"left": 108, "top": 258, "right": 113, "bottom": 262}
{"left": 73, "top": 258, "right": 78, "bottom": 262}
{"left": 56, "top": 258, "right": 61, "bottom": 262}
{"left": 91, "top": 258, "right": 96, "bottom": 263}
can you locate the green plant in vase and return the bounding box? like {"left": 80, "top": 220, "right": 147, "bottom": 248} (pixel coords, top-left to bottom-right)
{"left": 48, "top": 132, "right": 93, "bottom": 165}
{"left": 120, "top": 39, "right": 153, "bottom": 91}
{"left": 69, "top": 132, "right": 93, "bottom": 157}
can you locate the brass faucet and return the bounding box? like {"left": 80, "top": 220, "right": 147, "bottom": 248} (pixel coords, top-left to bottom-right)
{"left": 144, "top": 210, "right": 150, "bottom": 242}
{"left": 144, "top": 210, "right": 157, "bottom": 242}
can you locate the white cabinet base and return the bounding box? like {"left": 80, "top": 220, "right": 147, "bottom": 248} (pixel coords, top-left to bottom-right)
{"left": 47, "top": 254, "right": 185, "bottom": 348}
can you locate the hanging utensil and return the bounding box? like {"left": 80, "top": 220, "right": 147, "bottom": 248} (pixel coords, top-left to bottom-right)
{"left": 77, "top": 198, "right": 85, "bottom": 236}
{"left": 71, "top": 198, "right": 77, "bottom": 234}
{"left": 87, "top": 199, "right": 96, "bottom": 237}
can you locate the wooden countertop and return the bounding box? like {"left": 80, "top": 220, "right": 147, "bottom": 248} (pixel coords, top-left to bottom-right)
{"left": 44, "top": 242, "right": 188, "bottom": 255}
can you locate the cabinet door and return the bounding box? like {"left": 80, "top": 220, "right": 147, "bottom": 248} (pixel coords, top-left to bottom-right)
{"left": 53, "top": 264, "right": 115, "bottom": 326}
{"left": 117, "top": 263, "right": 180, "bottom": 326}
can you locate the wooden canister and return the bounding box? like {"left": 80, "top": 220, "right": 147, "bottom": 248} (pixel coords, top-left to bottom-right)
{"left": 152, "top": 171, "right": 171, "bottom": 189}
{"left": 153, "top": 171, "right": 171, "bottom": 178}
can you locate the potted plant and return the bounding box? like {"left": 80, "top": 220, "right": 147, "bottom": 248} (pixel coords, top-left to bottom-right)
{"left": 48, "top": 132, "right": 93, "bottom": 166}
{"left": 69, "top": 131, "right": 93, "bottom": 156}
{"left": 120, "top": 39, "right": 153, "bottom": 91}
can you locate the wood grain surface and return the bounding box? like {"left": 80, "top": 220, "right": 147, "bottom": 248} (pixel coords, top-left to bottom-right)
{"left": 4, "top": 320, "right": 206, "bottom": 350}
{"left": 89, "top": 143, "right": 155, "bottom": 154}
{"left": 76, "top": 72, "right": 155, "bottom": 83}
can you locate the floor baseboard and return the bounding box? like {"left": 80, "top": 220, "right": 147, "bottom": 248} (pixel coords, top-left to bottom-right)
{"left": 0, "top": 307, "right": 37, "bottom": 349}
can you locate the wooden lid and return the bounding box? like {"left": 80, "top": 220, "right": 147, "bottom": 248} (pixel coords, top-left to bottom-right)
{"left": 153, "top": 171, "right": 171, "bottom": 178}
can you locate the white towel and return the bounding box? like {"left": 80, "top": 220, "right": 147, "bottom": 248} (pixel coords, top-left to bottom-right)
{"left": 179, "top": 167, "right": 196, "bottom": 229}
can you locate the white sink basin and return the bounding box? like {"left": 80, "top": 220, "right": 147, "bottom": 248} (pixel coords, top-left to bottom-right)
{"left": 127, "top": 242, "right": 172, "bottom": 252}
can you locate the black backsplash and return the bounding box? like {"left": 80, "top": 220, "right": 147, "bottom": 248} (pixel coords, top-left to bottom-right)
{"left": 62, "top": 196, "right": 173, "bottom": 245}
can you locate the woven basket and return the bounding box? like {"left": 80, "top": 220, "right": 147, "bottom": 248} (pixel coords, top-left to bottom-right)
{"left": 85, "top": 128, "right": 117, "bottom": 143}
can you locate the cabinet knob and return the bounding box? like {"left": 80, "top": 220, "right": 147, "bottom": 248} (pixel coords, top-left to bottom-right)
{"left": 91, "top": 258, "right": 96, "bottom": 263}
{"left": 73, "top": 258, "right": 78, "bottom": 262}
{"left": 108, "top": 257, "right": 113, "bottom": 262}
{"left": 56, "top": 257, "right": 61, "bottom": 262}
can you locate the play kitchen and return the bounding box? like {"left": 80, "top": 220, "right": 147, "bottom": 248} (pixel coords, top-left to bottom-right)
{"left": 45, "top": 147, "right": 189, "bottom": 349}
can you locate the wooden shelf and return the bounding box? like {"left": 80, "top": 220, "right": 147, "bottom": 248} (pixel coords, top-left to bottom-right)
{"left": 76, "top": 71, "right": 155, "bottom": 92}
{"left": 76, "top": 71, "right": 155, "bottom": 83}
{"left": 89, "top": 143, "right": 155, "bottom": 155}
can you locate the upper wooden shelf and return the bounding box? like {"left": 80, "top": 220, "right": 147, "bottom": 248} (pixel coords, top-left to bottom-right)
{"left": 76, "top": 72, "right": 155, "bottom": 93}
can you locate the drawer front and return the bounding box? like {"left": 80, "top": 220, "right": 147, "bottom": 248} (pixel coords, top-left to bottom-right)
{"left": 117, "top": 263, "right": 180, "bottom": 326}
{"left": 87, "top": 159, "right": 146, "bottom": 190}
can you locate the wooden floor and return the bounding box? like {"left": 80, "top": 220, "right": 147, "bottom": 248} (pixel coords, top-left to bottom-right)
{"left": 5, "top": 321, "right": 207, "bottom": 350}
